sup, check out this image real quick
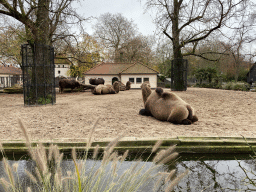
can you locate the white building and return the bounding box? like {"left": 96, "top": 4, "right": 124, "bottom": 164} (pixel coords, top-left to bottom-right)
{"left": 0, "top": 65, "right": 22, "bottom": 88}
{"left": 54, "top": 57, "right": 71, "bottom": 78}
{"left": 83, "top": 62, "right": 159, "bottom": 89}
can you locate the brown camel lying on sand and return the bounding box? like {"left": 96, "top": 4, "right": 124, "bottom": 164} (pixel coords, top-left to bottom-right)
{"left": 139, "top": 82, "right": 198, "bottom": 125}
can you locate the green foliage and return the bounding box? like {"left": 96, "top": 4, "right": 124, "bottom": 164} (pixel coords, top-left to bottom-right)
{"left": 205, "top": 67, "right": 217, "bottom": 83}
{"left": 3, "top": 84, "right": 23, "bottom": 94}
{"left": 222, "top": 82, "right": 250, "bottom": 91}
{"left": 223, "top": 82, "right": 233, "bottom": 90}
{"left": 194, "top": 67, "right": 217, "bottom": 85}
{"left": 193, "top": 68, "right": 207, "bottom": 84}
{"left": 37, "top": 95, "right": 52, "bottom": 105}
{"left": 158, "top": 74, "right": 166, "bottom": 82}
{"left": 237, "top": 68, "right": 249, "bottom": 82}
{"left": 68, "top": 65, "right": 86, "bottom": 78}
{"left": 194, "top": 81, "right": 222, "bottom": 89}
{"left": 165, "top": 84, "right": 171, "bottom": 88}
{"left": 157, "top": 59, "right": 172, "bottom": 77}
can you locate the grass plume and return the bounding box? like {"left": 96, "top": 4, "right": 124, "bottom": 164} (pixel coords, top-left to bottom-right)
{"left": 0, "top": 118, "right": 187, "bottom": 191}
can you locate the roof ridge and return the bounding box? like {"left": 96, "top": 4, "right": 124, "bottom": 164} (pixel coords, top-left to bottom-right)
{"left": 121, "top": 62, "right": 159, "bottom": 74}
{"left": 136, "top": 62, "right": 159, "bottom": 73}
{"left": 119, "top": 63, "right": 135, "bottom": 73}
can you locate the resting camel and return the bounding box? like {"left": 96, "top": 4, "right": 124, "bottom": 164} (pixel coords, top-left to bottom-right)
{"left": 139, "top": 82, "right": 198, "bottom": 125}
{"left": 92, "top": 81, "right": 120, "bottom": 95}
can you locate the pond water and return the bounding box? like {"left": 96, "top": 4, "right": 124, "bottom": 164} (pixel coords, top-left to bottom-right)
{"left": 1, "top": 153, "right": 256, "bottom": 191}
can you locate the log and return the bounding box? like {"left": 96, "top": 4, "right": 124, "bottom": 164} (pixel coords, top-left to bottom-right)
{"left": 80, "top": 84, "right": 96, "bottom": 90}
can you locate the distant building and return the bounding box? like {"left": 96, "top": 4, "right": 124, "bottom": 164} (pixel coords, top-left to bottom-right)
{"left": 247, "top": 63, "right": 256, "bottom": 84}
{"left": 83, "top": 62, "right": 159, "bottom": 88}
{"left": 54, "top": 57, "right": 71, "bottom": 78}
{"left": 0, "top": 65, "right": 22, "bottom": 88}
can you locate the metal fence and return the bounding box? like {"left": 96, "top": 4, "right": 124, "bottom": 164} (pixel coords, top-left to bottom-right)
{"left": 21, "top": 44, "right": 56, "bottom": 105}
{"left": 171, "top": 59, "right": 188, "bottom": 91}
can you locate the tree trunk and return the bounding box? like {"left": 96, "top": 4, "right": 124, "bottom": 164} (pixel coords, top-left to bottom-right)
{"left": 171, "top": 0, "right": 186, "bottom": 91}
{"left": 24, "top": 0, "right": 54, "bottom": 105}
{"left": 36, "top": 0, "right": 50, "bottom": 45}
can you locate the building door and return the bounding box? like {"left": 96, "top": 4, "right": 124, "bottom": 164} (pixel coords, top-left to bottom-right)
{"left": 112, "top": 77, "right": 119, "bottom": 84}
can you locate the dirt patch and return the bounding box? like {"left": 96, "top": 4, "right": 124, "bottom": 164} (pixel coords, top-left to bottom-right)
{"left": 1, "top": 88, "right": 256, "bottom": 141}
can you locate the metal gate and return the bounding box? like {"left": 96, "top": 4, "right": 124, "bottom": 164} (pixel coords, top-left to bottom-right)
{"left": 21, "top": 44, "right": 56, "bottom": 105}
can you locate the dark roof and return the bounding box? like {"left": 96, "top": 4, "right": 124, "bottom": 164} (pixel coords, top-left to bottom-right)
{"left": 84, "top": 62, "right": 158, "bottom": 75}
{"left": 0, "top": 65, "right": 22, "bottom": 75}
{"left": 54, "top": 57, "right": 71, "bottom": 65}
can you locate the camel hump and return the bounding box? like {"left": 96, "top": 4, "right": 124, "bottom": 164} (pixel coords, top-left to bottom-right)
{"left": 161, "top": 92, "right": 172, "bottom": 100}
{"left": 155, "top": 87, "right": 164, "bottom": 95}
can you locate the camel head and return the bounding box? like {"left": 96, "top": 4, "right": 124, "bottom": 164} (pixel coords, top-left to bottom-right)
{"left": 113, "top": 81, "right": 120, "bottom": 93}
{"left": 141, "top": 82, "right": 151, "bottom": 105}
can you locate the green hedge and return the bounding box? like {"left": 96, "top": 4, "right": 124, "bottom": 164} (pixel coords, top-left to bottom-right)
{"left": 4, "top": 84, "right": 23, "bottom": 94}
{"left": 194, "top": 81, "right": 250, "bottom": 91}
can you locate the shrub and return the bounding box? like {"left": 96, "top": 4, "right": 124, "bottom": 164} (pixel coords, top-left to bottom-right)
{"left": 213, "top": 83, "right": 222, "bottom": 89}
{"left": 223, "top": 82, "right": 233, "bottom": 90}
{"left": 165, "top": 84, "right": 171, "bottom": 88}
{"left": 187, "top": 83, "right": 192, "bottom": 87}
{"left": 158, "top": 75, "right": 166, "bottom": 82}
{"left": 4, "top": 84, "right": 23, "bottom": 94}
{"left": 233, "top": 83, "right": 246, "bottom": 91}
{"left": 222, "top": 82, "right": 250, "bottom": 91}
{"left": 0, "top": 119, "right": 188, "bottom": 192}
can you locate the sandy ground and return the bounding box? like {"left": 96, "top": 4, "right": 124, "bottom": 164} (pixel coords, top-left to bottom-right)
{"left": 0, "top": 88, "right": 256, "bottom": 141}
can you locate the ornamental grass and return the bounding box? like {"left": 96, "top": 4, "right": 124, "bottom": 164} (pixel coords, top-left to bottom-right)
{"left": 0, "top": 118, "right": 188, "bottom": 192}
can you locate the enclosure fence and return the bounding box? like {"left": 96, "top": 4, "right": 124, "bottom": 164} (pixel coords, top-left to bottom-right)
{"left": 21, "top": 44, "right": 56, "bottom": 106}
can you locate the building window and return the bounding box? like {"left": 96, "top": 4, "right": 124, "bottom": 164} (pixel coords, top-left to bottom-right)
{"left": 58, "top": 70, "right": 61, "bottom": 74}
{"left": 144, "top": 77, "right": 149, "bottom": 82}
{"left": 129, "top": 78, "right": 134, "bottom": 84}
{"left": 63, "top": 65, "right": 65, "bottom": 68}
{"left": 136, "top": 78, "right": 142, "bottom": 84}
{"left": 58, "top": 65, "right": 60, "bottom": 68}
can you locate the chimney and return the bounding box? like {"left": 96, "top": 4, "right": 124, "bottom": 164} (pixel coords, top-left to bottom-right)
{"left": 120, "top": 52, "right": 123, "bottom": 62}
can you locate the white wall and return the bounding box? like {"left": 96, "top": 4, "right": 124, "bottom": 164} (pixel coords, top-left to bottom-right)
{"left": 84, "top": 74, "right": 157, "bottom": 88}
{"left": 84, "top": 75, "right": 120, "bottom": 85}
{"left": 0, "top": 74, "right": 22, "bottom": 88}
{"left": 121, "top": 74, "right": 157, "bottom": 88}
{"left": 55, "top": 64, "right": 70, "bottom": 77}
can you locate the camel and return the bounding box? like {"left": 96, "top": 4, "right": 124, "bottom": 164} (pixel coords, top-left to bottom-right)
{"left": 92, "top": 81, "right": 120, "bottom": 95}
{"left": 139, "top": 82, "right": 198, "bottom": 125}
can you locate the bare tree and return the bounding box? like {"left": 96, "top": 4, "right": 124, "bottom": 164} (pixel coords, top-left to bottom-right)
{"left": 0, "top": 0, "right": 86, "bottom": 104}
{"left": 118, "top": 35, "right": 156, "bottom": 65}
{"left": 93, "top": 13, "right": 137, "bottom": 62}
{"left": 220, "top": 6, "right": 256, "bottom": 82}
{"left": 145, "top": 0, "right": 247, "bottom": 90}
{"left": 0, "top": 0, "right": 85, "bottom": 46}
{"left": 0, "top": 24, "right": 26, "bottom": 66}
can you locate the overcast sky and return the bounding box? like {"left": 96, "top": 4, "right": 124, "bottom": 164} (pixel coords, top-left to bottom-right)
{"left": 75, "top": 0, "right": 156, "bottom": 36}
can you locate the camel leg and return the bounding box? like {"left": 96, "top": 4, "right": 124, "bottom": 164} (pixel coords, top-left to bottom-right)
{"left": 186, "top": 105, "right": 198, "bottom": 123}
{"left": 139, "top": 108, "right": 152, "bottom": 116}
{"left": 190, "top": 115, "right": 198, "bottom": 123}
{"left": 59, "top": 87, "right": 63, "bottom": 93}
{"left": 167, "top": 107, "right": 191, "bottom": 125}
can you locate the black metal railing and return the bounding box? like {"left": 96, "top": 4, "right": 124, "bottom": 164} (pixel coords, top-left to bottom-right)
{"left": 21, "top": 44, "right": 56, "bottom": 105}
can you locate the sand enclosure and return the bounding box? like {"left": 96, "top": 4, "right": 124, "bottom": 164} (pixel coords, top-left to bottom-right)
{"left": 0, "top": 88, "right": 256, "bottom": 141}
